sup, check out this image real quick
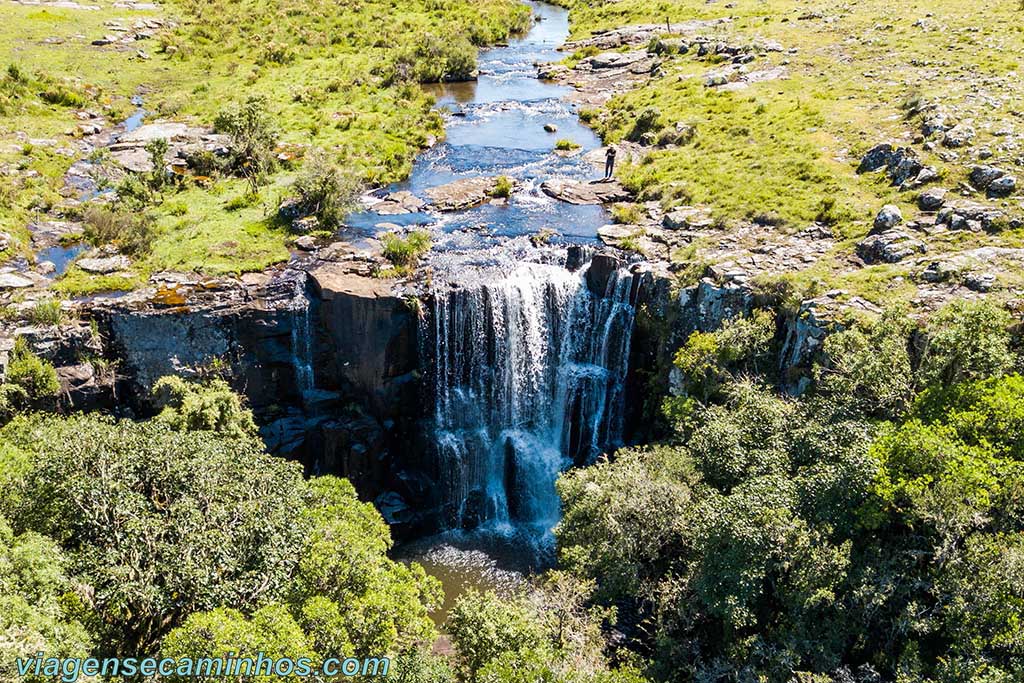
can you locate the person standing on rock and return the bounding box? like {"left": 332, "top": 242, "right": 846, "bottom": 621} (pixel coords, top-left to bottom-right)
{"left": 604, "top": 146, "right": 617, "bottom": 180}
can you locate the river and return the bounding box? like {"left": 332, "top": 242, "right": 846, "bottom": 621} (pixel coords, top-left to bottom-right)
{"left": 382, "top": 1, "right": 623, "bottom": 628}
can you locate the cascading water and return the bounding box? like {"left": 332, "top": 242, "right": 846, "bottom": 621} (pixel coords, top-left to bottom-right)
{"left": 426, "top": 258, "right": 635, "bottom": 537}
{"left": 290, "top": 296, "right": 315, "bottom": 397}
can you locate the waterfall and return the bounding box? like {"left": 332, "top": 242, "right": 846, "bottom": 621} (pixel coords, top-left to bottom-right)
{"left": 290, "top": 298, "right": 315, "bottom": 397}
{"left": 426, "top": 259, "right": 635, "bottom": 535}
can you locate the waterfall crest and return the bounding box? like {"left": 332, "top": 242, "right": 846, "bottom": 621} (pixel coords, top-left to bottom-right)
{"left": 426, "top": 259, "right": 635, "bottom": 535}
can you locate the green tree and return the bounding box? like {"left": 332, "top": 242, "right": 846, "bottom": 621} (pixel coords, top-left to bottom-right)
{"left": 448, "top": 589, "right": 544, "bottom": 681}
{"left": 0, "top": 517, "right": 93, "bottom": 683}
{"left": 160, "top": 604, "right": 315, "bottom": 682}
{"left": 2, "top": 414, "right": 307, "bottom": 655}
{"left": 288, "top": 477, "right": 441, "bottom": 658}
{"left": 918, "top": 300, "right": 1015, "bottom": 388}
{"left": 814, "top": 308, "right": 914, "bottom": 418}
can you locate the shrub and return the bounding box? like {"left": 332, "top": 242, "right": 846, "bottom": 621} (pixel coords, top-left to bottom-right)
{"left": 490, "top": 175, "right": 513, "bottom": 199}
{"left": 151, "top": 375, "right": 257, "bottom": 439}
{"left": 918, "top": 300, "right": 1015, "bottom": 388}
{"left": 292, "top": 151, "right": 358, "bottom": 229}
{"left": 381, "top": 230, "right": 432, "bottom": 269}
{"left": 6, "top": 338, "right": 59, "bottom": 401}
{"left": 672, "top": 310, "right": 775, "bottom": 403}
{"left": 27, "top": 299, "right": 64, "bottom": 327}
{"left": 384, "top": 31, "right": 477, "bottom": 84}
{"left": 82, "top": 206, "right": 156, "bottom": 256}
{"left": 611, "top": 203, "right": 643, "bottom": 224}
{"left": 554, "top": 139, "right": 581, "bottom": 151}
{"left": 214, "top": 96, "right": 278, "bottom": 194}
{"left": 626, "top": 106, "right": 662, "bottom": 143}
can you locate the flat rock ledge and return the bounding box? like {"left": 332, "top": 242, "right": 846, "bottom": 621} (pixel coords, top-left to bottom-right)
{"left": 424, "top": 176, "right": 509, "bottom": 212}
{"left": 541, "top": 178, "right": 631, "bottom": 205}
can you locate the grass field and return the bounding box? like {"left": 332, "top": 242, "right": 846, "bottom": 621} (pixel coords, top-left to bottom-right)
{"left": 0, "top": 0, "right": 531, "bottom": 291}
{"left": 567, "top": 0, "right": 1024, "bottom": 303}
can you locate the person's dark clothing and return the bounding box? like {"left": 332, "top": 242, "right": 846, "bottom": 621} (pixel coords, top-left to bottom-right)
{"left": 604, "top": 147, "right": 617, "bottom": 179}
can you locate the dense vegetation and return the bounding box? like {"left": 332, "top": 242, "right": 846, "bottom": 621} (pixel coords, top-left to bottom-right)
{"left": 0, "top": 381, "right": 442, "bottom": 679}
{"left": 554, "top": 299, "right": 1024, "bottom": 682}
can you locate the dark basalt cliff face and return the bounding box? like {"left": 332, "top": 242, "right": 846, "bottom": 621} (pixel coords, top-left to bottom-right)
{"left": 17, "top": 249, "right": 833, "bottom": 539}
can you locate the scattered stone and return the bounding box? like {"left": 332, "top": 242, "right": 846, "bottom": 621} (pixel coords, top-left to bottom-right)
{"left": 36, "top": 261, "right": 57, "bottom": 275}
{"left": 76, "top": 254, "right": 131, "bottom": 274}
{"left": 856, "top": 230, "right": 926, "bottom": 264}
{"left": 872, "top": 204, "right": 903, "bottom": 233}
{"left": 936, "top": 200, "right": 1005, "bottom": 231}
{"left": 964, "top": 272, "right": 996, "bottom": 292}
{"left": 0, "top": 232, "right": 9, "bottom": 252}
{"left": 663, "top": 206, "right": 714, "bottom": 229}
{"left": 942, "top": 123, "right": 975, "bottom": 148}
{"left": 0, "top": 273, "right": 34, "bottom": 290}
{"left": 918, "top": 187, "right": 947, "bottom": 211}
{"left": 294, "top": 235, "right": 317, "bottom": 251}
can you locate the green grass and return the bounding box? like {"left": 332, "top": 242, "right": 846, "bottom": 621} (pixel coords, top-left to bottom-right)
{"left": 564, "top": 0, "right": 1024, "bottom": 302}
{"left": 0, "top": 0, "right": 532, "bottom": 288}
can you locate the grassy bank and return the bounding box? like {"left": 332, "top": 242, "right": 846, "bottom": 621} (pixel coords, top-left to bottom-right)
{"left": 0, "top": 0, "right": 531, "bottom": 292}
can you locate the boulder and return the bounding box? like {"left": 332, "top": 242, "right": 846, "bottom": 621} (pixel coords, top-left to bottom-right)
{"left": 540, "top": 178, "right": 632, "bottom": 205}
{"left": 886, "top": 147, "right": 922, "bottom": 186}
{"left": 586, "top": 253, "right": 626, "bottom": 296}
{"left": 372, "top": 190, "right": 426, "bottom": 215}
{"left": 0, "top": 273, "right": 36, "bottom": 290}
{"left": 291, "top": 216, "right": 320, "bottom": 234}
{"left": 964, "top": 272, "right": 996, "bottom": 292}
{"left": 857, "top": 143, "right": 893, "bottom": 173}
{"left": 872, "top": 204, "right": 903, "bottom": 233}
{"left": 663, "top": 206, "right": 714, "bottom": 229}
{"left": 294, "top": 235, "right": 317, "bottom": 251}
{"left": 76, "top": 254, "right": 131, "bottom": 274}
{"left": 856, "top": 230, "right": 926, "bottom": 264}
{"left": 918, "top": 187, "right": 947, "bottom": 211}
{"left": 543, "top": 123, "right": 558, "bottom": 133}
{"left": 942, "top": 123, "right": 975, "bottom": 148}
{"left": 586, "top": 51, "right": 649, "bottom": 70}
{"left": 969, "top": 165, "right": 1005, "bottom": 190}
{"left": 425, "top": 176, "right": 505, "bottom": 212}
{"left": 988, "top": 175, "right": 1016, "bottom": 197}
{"left": 920, "top": 260, "right": 959, "bottom": 283}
